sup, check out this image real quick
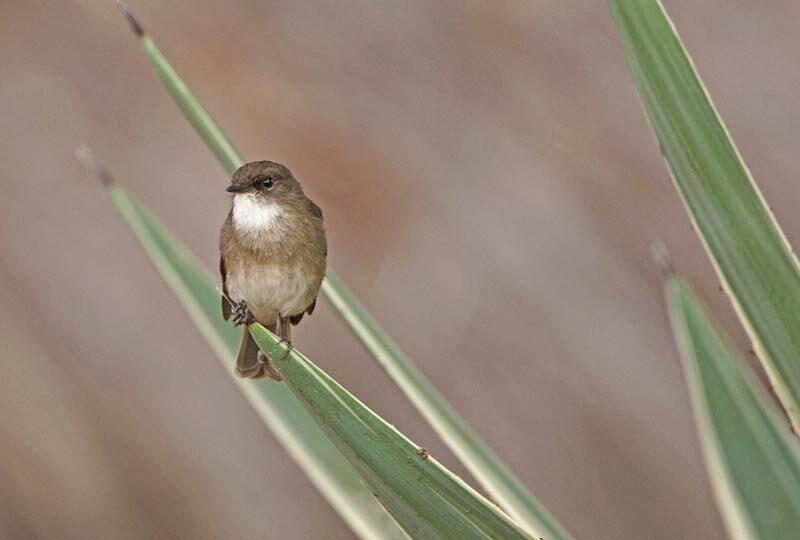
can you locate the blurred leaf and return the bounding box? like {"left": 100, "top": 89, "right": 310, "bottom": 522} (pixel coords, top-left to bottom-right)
{"left": 104, "top": 183, "right": 409, "bottom": 540}
{"left": 139, "top": 38, "right": 242, "bottom": 173}
{"left": 609, "top": 0, "right": 800, "bottom": 428}
{"left": 666, "top": 276, "right": 800, "bottom": 540}
{"left": 119, "top": 5, "right": 567, "bottom": 537}
{"left": 250, "top": 324, "right": 535, "bottom": 540}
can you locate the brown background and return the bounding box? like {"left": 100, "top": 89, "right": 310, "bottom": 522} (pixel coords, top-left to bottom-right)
{"left": 3, "top": 1, "right": 799, "bottom": 539}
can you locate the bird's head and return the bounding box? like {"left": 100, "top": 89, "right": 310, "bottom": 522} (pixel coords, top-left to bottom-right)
{"left": 226, "top": 160, "right": 302, "bottom": 202}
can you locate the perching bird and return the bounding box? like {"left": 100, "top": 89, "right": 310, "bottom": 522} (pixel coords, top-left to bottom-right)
{"left": 219, "top": 161, "right": 327, "bottom": 380}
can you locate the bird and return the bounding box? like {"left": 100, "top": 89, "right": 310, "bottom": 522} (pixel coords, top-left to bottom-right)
{"left": 219, "top": 160, "right": 327, "bottom": 380}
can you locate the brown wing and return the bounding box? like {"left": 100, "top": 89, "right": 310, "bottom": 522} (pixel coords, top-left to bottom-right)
{"left": 309, "top": 200, "right": 323, "bottom": 219}
{"left": 290, "top": 298, "right": 317, "bottom": 326}
{"left": 309, "top": 201, "right": 328, "bottom": 257}
{"left": 220, "top": 256, "right": 231, "bottom": 321}
{"left": 291, "top": 199, "right": 324, "bottom": 326}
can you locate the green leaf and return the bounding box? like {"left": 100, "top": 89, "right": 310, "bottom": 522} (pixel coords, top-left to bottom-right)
{"left": 665, "top": 276, "right": 800, "bottom": 540}
{"left": 609, "top": 0, "right": 800, "bottom": 428}
{"left": 103, "top": 182, "right": 409, "bottom": 540}
{"left": 117, "top": 5, "right": 567, "bottom": 537}
{"left": 139, "top": 35, "right": 242, "bottom": 174}
{"left": 249, "top": 324, "right": 535, "bottom": 540}
{"left": 103, "top": 179, "right": 534, "bottom": 539}
{"left": 323, "top": 274, "right": 574, "bottom": 540}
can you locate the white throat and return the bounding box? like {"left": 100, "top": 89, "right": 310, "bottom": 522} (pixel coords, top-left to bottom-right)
{"left": 232, "top": 194, "right": 283, "bottom": 234}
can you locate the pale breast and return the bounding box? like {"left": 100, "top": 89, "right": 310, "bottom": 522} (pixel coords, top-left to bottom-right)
{"left": 226, "top": 261, "right": 320, "bottom": 325}
{"left": 232, "top": 194, "right": 283, "bottom": 235}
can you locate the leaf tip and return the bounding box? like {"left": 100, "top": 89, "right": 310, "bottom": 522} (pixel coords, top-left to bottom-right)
{"left": 75, "top": 145, "right": 115, "bottom": 187}
{"left": 651, "top": 240, "right": 674, "bottom": 278}
{"left": 113, "top": 0, "right": 145, "bottom": 37}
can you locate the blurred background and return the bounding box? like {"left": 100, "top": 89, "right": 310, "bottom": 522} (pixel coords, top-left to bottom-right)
{"left": 3, "top": 1, "right": 799, "bottom": 538}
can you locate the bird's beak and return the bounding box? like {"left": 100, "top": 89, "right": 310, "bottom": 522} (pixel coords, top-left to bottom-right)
{"left": 226, "top": 182, "right": 247, "bottom": 193}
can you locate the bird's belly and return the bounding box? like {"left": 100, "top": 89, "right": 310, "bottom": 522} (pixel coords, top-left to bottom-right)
{"left": 227, "top": 264, "right": 319, "bottom": 325}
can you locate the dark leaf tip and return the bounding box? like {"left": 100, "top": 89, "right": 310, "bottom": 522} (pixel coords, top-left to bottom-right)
{"left": 75, "top": 145, "right": 115, "bottom": 187}
{"left": 651, "top": 240, "right": 674, "bottom": 278}
{"left": 113, "top": 0, "right": 145, "bottom": 37}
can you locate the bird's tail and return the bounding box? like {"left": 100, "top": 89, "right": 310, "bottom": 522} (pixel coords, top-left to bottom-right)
{"left": 234, "top": 327, "right": 282, "bottom": 381}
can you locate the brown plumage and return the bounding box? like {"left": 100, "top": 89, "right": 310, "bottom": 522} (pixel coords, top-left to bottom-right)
{"left": 219, "top": 161, "right": 327, "bottom": 380}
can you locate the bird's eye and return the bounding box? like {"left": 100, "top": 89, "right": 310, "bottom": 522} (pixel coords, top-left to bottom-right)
{"left": 260, "top": 176, "right": 274, "bottom": 188}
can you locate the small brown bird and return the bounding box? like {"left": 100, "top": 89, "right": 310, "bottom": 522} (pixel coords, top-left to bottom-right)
{"left": 219, "top": 161, "right": 327, "bottom": 380}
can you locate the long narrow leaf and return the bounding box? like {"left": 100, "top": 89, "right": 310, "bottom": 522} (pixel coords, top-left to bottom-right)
{"left": 323, "top": 273, "right": 573, "bottom": 539}
{"left": 113, "top": 4, "right": 567, "bottom": 537}
{"left": 609, "top": 0, "right": 800, "bottom": 428}
{"left": 249, "top": 324, "right": 534, "bottom": 540}
{"left": 666, "top": 276, "right": 800, "bottom": 540}
{"left": 83, "top": 156, "right": 408, "bottom": 538}
{"left": 95, "top": 171, "right": 534, "bottom": 540}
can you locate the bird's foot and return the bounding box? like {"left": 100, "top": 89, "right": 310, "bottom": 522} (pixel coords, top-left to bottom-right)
{"left": 277, "top": 339, "right": 293, "bottom": 361}
{"left": 256, "top": 351, "right": 283, "bottom": 381}
{"left": 273, "top": 315, "right": 292, "bottom": 359}
{"left": 232, "top": 301, "right": 255, "bottom": 326}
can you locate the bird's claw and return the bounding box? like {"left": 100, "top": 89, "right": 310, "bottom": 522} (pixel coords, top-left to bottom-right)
{"left": 256, "top": 351, "right": 283, "bottom": 381}
{"left": 232, "top": 301, "right": 255, "bottom": 326}
{"left": 277, "top": 338, "right": 293, "bottom": 361}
